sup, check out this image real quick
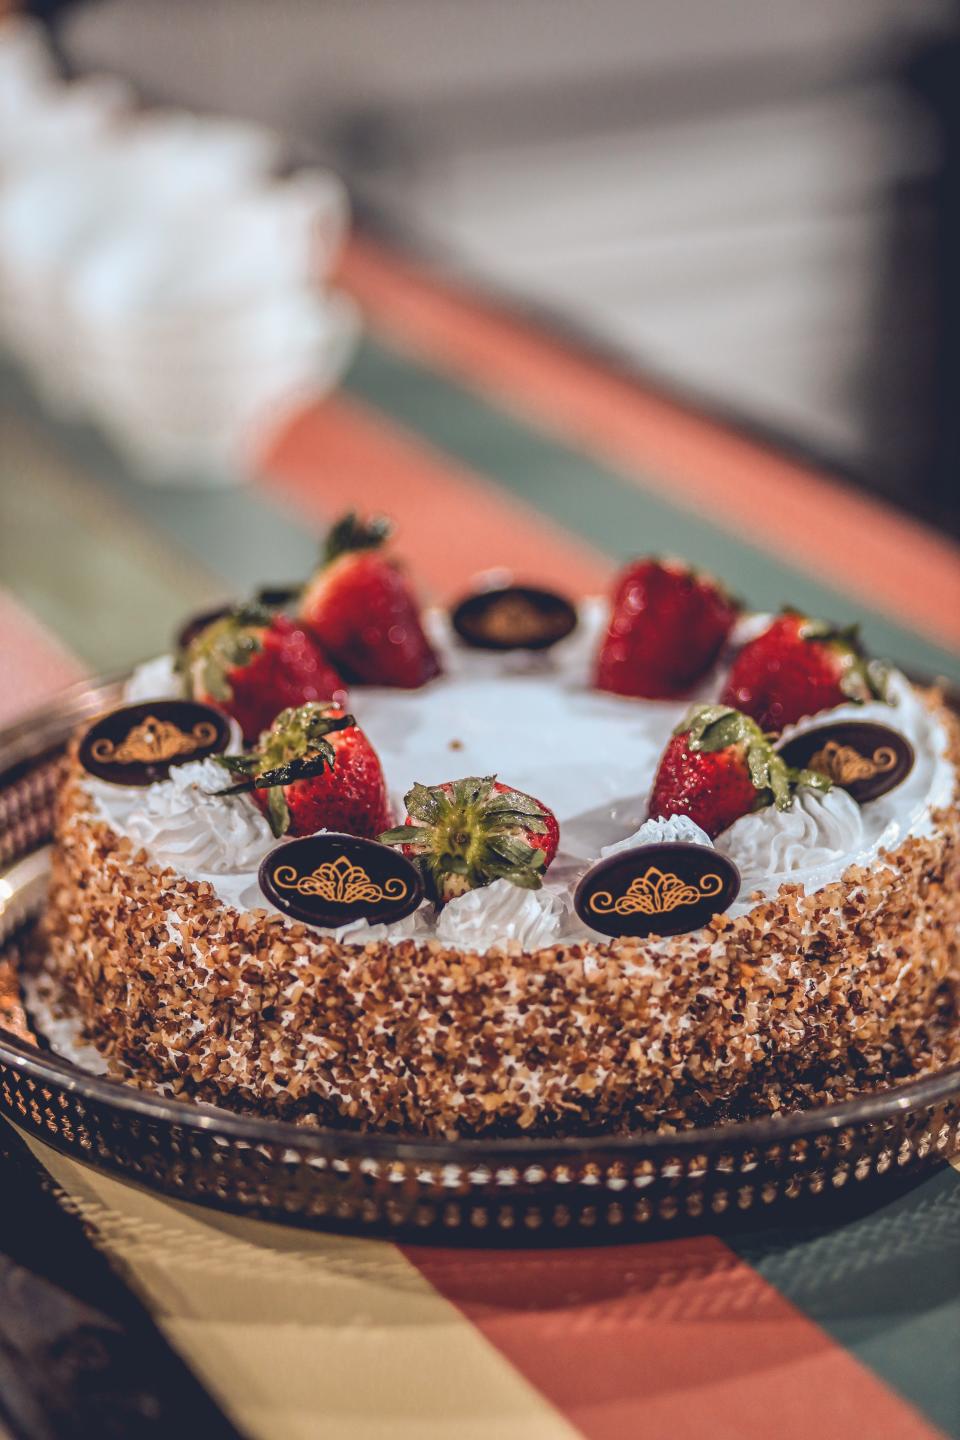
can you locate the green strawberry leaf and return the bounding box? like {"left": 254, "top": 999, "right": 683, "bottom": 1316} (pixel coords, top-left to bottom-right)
{"left": 404, "top": 782, "right": 447, "bottom": 824}
{"left": 677, "top": 701, "right": 832, "bottom": 813}
{"left": 266, "top": 786, "right": 290, "bottom": 838}
{"left": 379, "top": 824, "right": 419, "bottom": 846}
{"left": 486, "top": 835, "right": 544, "bottom": 870}
{"left": 498, "top": 866, "right": 544, "bottom": 890}
{"left": 215, "top": 754, "right": 257, "bottom": 776}
{"left": 250, "top": 746, "right": 337, "bottom": 789}
{"left": 324, "top": 511, "right": 391, "bottom": 565}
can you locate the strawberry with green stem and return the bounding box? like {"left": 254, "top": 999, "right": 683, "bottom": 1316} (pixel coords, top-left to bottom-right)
{"left": 217, "top": 701, "right": 390, "bottom": 839}
{"left": 380, "top": 776, "right": 559, "bottom": 904}
{"left": 185, "top": 604, "right": 347, "bottom": 744}
{"left": 299, "top": 513, "right": 442, "bottom": 688}
{"left": 648, "top": 703, "right": 830, "bottom": 839}
{"left": 720, "top": 611, "right": 887, "bottom": 733}
{"left": 595, "top": 557, "right": 739, "bottom": 699}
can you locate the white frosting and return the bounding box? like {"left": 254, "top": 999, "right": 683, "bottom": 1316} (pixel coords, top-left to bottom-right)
{"left": 436, "top": 878, "right": 566, "bottom": 953}
{"left": 728, "top": 611, "right": 775, "bottom": 649}
{"left": 125, "top": 758, "right": 275, "bottom": 875}
{"left": 318, "top": 904, "right": 434, "bottom": 949}
{"left": 718, "top": 786, "right": 864, "bottom": 903}
{"left": 122, "top": 654, "right": 183, "bottom": 702}
{"left": 601, "top": 814, "right": 713, "bottom": 857}
{"left": 81, "top": 604, "right": 955, "bottom": 949}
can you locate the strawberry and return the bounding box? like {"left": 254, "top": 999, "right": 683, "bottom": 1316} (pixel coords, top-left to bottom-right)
{"left": 184, "top": 605, "right": 347, "bottom": 744}
{"left": 217, "top": 702, "right": 390, "bottom": 839}
{"left": 720, "top": 612, "right": 887, "bottom": 733}
{"left": 299, "top": 513, "right": 442, "bottom": 688}
{"left": 379, "top": 776, "right": 559, "bottom": 903}
{"left": 648, "top": 704, "right": 829, "bottom": 839}
{"left": 595, "top": 558, "right": 739, "bottom": 699}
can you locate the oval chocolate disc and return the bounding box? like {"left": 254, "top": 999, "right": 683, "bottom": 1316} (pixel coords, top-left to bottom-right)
{"left": 259, "top": 833, "right": 424, "bottom": 929}
{"left": 451, "top": 585, "right": 578, "bottom": 651}
{"left": 574, "top": 842, "right": 740, "bottom": 939}
{"left": 78, "top": 700, "right": 232, "bottom": 787}
{"left": 175, "top": 587, "right": 300, "bottom": 652}
{"left": 176, "top": 604, "right": 232, "bottom": 653}
{"left": 255, "top": 584, "right": 301, "bottom": 609}
{"left": 777, "top": 721, "right": 914, "bottom": 804}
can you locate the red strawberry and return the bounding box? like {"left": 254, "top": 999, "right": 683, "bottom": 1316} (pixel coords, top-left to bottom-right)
{"left": 299, "top": 513, "right": 442, "bottom": 688}
{"left": 720, "top": 612, "right": 887, "bottom": 733}
{"left": 185, "top": 606, "right": 347, "bottom": 744}
{"left": 648, "top": 704, "right": 829, "bottom": 839}
{"left": 595, "top": 558, "right": 739, "bottom": 699}
{"left": 217, "top": 702, "right": 390, "bottom": 839}
{"left": 379, "top": 776, "right": 559, "bottom": 903}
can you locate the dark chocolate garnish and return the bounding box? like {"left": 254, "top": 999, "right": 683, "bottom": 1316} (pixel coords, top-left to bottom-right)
{"left": 574, "top": 842, "right": 740, "bottom": 939}
{"left": 259, "top": 833, "right": 424, "bottom": 929}
{"left": 78, "top": 701, "right": 232, "bottom": 787}
{"left": 255, "top": 584, "right": 301, "bottom": 609}
{"left": 777, "top": 720, "right": 914, "bottom": 804}
{"left": 175, "top": 587, "right": 300, "bottom": 651}
{"left": 451, "top": 585, "right": 578, "bottom": 651}
{"left": 176, "top": 605, "right": 231, "bottom": 653}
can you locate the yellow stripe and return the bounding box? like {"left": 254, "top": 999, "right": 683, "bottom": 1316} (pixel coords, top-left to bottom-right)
{"left": 23, "top": 1135, "right": 579, "bottom": 1440}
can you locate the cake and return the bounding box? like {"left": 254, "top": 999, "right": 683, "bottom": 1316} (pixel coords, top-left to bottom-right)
{"left": 41, "top": 520, "right": 960, "bottom": 1138}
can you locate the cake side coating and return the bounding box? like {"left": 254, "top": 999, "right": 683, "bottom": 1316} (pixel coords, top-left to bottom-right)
{"left": 41, "top": 696, "right": 960, "bottom": 1137}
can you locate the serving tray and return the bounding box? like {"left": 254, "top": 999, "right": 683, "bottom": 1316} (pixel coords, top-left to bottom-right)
{"left": 1, "top": 677, "right": 958, "bottom": 1243}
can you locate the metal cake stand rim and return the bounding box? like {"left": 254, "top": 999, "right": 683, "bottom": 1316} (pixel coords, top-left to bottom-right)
{"left": 1, "top": 1017, "right": 959, "bottom": 1164}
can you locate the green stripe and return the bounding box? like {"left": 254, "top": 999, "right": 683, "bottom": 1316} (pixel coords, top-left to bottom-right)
{"left": 727, "top": 1165, "right": 960, "bottom": 1437}
{"left": 344, "top": 338, "right": 960, "bottom": 683}
{"left": 1, "top": 363, "right": 318, "bottom": 602}
{"left": 1, "top": 395, "right": 222, "bottom": 672}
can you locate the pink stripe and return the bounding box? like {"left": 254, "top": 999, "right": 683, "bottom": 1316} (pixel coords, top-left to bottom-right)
{"left": 405, "top": 1240, "right": 946, "bottom": 1440}
{"left": 0, "top": 590, "right": 86, "bottom": 726}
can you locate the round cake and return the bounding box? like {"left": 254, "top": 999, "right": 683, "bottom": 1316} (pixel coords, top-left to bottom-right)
{"left": 40, "top": 526, "right": 960, "bottom": 1138}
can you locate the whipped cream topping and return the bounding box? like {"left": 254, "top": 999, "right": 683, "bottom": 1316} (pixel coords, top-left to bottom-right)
{"left": 123, "top": 653, "right": 182, "bottom": 703}
{"left": 98, "top": 603, "right": 954, "bottom": 950}
{"left": 436, "top": 877, "right": 566, "bottom": 953}
{"left": 718, "top": 786, "right": 864, "bottom": 902}
{"left": 125, "top": 758, "right": 275, "bottom": 875}
{"left": 600, "top": 813, "right": 713, "bottom": 857}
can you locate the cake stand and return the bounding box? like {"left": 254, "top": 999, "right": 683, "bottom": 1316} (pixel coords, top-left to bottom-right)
{"left": 1, "top": 677, "right": 958, "bottom": 1243}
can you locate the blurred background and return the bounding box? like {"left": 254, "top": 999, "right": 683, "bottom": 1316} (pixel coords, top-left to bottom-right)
{"left": 1, "top": 0, "right": 959, "bottom": 700}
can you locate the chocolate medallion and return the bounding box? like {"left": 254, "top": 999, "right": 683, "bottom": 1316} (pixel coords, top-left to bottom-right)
{"left": 78, "top": 701, "right": 231, "bottom": 786}
{"left": 259, "top": 833, "right": 424, "bottom": 929}
{"left": 176, "top": 587, "right": 299, "bottom": 651}
{"left": 574, "top": 842, "right": 740, "bottom": 939}
{"left": 254, "top": 584, "right": 301, "bottom": 609}
{"left": 451, "top": 585, "right": 578, "bottom": 651}
{"left": 777, "top": 721, "right": 914, "bottom": 803}
{"left": 176, "top": 605, "right": 231, "bottom": 652}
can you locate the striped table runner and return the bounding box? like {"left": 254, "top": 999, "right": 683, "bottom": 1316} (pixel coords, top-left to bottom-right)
{"left": 1, "top": 236, "right": 958, "bottom": 1439}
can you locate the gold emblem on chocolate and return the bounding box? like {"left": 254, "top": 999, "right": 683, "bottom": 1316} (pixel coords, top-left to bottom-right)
{"left": 451, "top": 584, "right": 578, "bottom": 651}
{"left": 807, "top": 740, "right": 897, "bottom": 785}
{"left": 259, "top": 834, "right": 424, "bottom": 928}
{"left": 78, "top": 700, "right": 232, "bottom": 786}
{"left": 574, "top": 842, "right": 740, "bottom": 938}
{"left": 91, "top": 715, "right": 219, "bottom": 766}
{"left": 273, "top": 854, "right": 410, "bottom": 907}
{"left": 588, "top": 865, "right": 724, "bottom": 919}
{"left": 777, "top": 721, "right": 913, "bottom": 804}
